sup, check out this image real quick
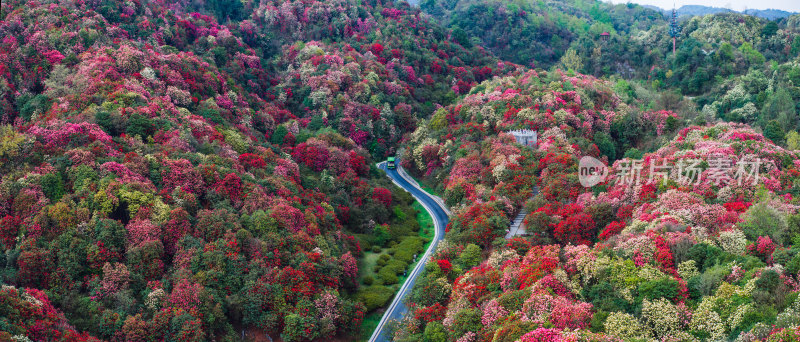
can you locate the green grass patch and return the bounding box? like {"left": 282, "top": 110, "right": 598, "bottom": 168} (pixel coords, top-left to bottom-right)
{"left": 358, "top": 250, "right": 381, "bottom": 282}
{"left": 360, "top": 311, "right": 383, "bottom": 341}
{"left": 410, "top": 172, "right": 442, "bottom": 198}
{"left": 414, "top": 201, "right": 434, "bottom": 241}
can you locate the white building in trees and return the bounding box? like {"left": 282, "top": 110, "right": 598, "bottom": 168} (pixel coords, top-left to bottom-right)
{"left": 508, "top": 129, "right": 537, "bottom": 147}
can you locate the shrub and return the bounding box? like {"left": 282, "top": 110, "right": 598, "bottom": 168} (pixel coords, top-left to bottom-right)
{"left": 687, "top": 243, "right": 722, "bottom": 271}
{"left": 590, "top": 311, "right": 609, "bottom": 333}
{"left": 423, "top": 321, "right": 448, "bottom": 342}
{"left": 40, "top": 173, "right": 65, "bottom": 202}
{"left": 95, "top": 110, "right": 120, "bottom": 135}
{"left": 377, "top": 267, "right": 398, "bottom": 285}
{"left": 385, "top": 259, "right": 409, "bottom": 275}
{"left": 392, "top": 237, "right": 423, "bottom": 263}
{"left": 740, "top": 202, "right": 788, "bottom": 244}
{"left": 450, "top": 309, "right": 482, "bottom": 340}
{"left": 374, "top": 225, "right": 391, "bottom": 247}
{"left": 393, "top": 206, "right": 407, "bottom": 221}
{"left": 491, "top": 320, "right": 539, "bottom": 342}
{"left": 787, "top": 215, "right": 800, "bottom": 244}
{"left": 363, "top": 276, "right": 374, "bottom": 286}
{"left": 755, "top": 270, "right": 781, "bottom": 291}
{"left": 764, "top": 120, "right": 785, "bottom": 144}
{"left": 377, "top": 254, "right": 391, "bottom": 266}
{"left": 692, "top": 265, "right": 729, "bottom": 297}
{"left": 786, "top": 253, "right": 800, "bottom": 275}
{"left": 772, "top": 248, "right": 796, "bottom": 267}
{"left": 270, "top": 125, "right": 288, "bottom": 145}
{"left": 458, "top": 244, "right": 482, "bottom": 269}
{"left": 126, "top": 114, "right": 155, "bottom": 138}
{"left": 584, "top": 281, "right": 631, "bottom": 312}
{"left": 358, "top": 286, "right": 394, "bottom": 312}
{"left": 638, "top": 278, "right": 679, "bottom": 302}
{"left": 624, "top": 148, "right": 644, "bottom": 159}
{"left": 593, "top": 132, "right": 616, "bottom": 161}
{"left": 409, "top": 274, "right": 450, "bottom": 307}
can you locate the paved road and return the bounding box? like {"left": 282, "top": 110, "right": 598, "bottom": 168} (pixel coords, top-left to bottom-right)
{"left": 369, "top": 162, "right": 449, "bottom": 342}
{"left": 504, "top": 186, "right": 539, "bottom": 238}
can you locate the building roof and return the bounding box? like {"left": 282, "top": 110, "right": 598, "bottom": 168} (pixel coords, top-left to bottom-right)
{"left": 508, "top": 129, "right": 537, "bottom": 136}
{"left": 600, "top": 32, "right": 610, "bottom": 36}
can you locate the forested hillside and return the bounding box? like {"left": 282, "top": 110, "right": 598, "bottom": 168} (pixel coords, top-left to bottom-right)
{"left": 419, "top": 0, "right": 800, "bottom": 135}
{"left": 0, "top": 0, "right": 500, "bottom": 340}
{"left": 395, "top": 71, "right": 800, "bottom": 341}
{"left": 1, "top": 0, "right": 800, "bottom": 341}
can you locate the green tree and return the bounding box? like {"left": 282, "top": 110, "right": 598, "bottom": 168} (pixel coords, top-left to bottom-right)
{"left": 374, "top": 225, "right": 391, "bottom": 247}
{"left": 307, "top": 115, "right": 324, "bottom": 131}
{"left": 95, "top": 110, "right": 117, "bottom": 135}
{"left": 0, "top": 125, "right": 26, "bottom": 162}
{"left": 450, "top": 309, "right": 482, "bottom": 339}
{"left": 792, "top": 36, "right": 800, "bottom": 56}
{"left": 41, "top": 172, "right": 65, "bottom": 202}
{"left": 451, "top": 27, "right": 472, "bottom": 48}
{"left": 423, "top": 321, "right": 448, "bottom": 342}
{"left": 560, "top": 49, "right": 584, "bottom": 72}
{"left": 638, "top": 278, "right": 679, "bottom": 302}
{"left": 593, "top": 132, "right": 616, "bottom": 161}
{"left": 282, "top": 313, "right": 319, "bottom": 342}
{"left": 739, "top": 42, "right": 765, "bottom": 65}
{"left": 762, "top": 21, "right": 779, "bottom": 37}
{"left": 787, "top": 131, "right": 800, "bottom": 150}
{"left": 17, "top": 93, "right": 52, "bottom": 121}
{"left": 764, "top": 120, "right": 785, "bottom": 145}
{"left": 457, "top": 244, "right": 482, "bottom": 269}
{"left": 207, "top": 0, "right": 244, "bottom": 22}
{"left": 623, "top": 148, "right": 643, "bottom": 159}
{"left": 763, "top": 89, "right": 797, "bottom": 130}
{"left": 271, "top": 125, "right": 288, "bottom": 145}
{"left": 741, "top": 201, "right": 788, "bottom": 244}
{"left": 716, "top": 42, "right": 734, "bottom": 63}
{"left": 126, "top": 113, "right": 155, "bottom": 138}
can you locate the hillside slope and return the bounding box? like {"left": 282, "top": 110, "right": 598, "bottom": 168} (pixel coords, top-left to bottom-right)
{"left": 0, "top": 0, "right": 504, "bottom": 340}
{"left": 394, "top": 71, "right": 800, "bottom": 341}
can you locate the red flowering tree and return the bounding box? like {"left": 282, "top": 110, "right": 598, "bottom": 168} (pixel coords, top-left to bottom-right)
{"left": 162, "top": 208, "right": 192, "bottom": 254}
{"left": 161, "top": 159, "right": 204, "bottom": 194}
{"left": 448, "top": 202, "right": 510, "bottom": 248}
{"left": 239, "top": 153, "right": 266, "bottom": 169}
{"left": 598, "top": 221, "right": 626, "bottom": 241}
{"left": 372, "top": 187, "right": 392, "bottom": 207}
{"left": 552, "top": 204, "right": 596, "bottom": 245}
{"left": 215, "top": 173, "right": 243, "bottom": 203}
{"left": 0, "top": 215, "right": 20, "bottom": 249}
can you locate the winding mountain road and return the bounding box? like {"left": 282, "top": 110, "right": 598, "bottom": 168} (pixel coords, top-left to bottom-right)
{"left": 369, "top": 162, "right": 450, "bottom": 342}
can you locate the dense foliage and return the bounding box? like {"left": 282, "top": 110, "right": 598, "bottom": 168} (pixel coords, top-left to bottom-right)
{"left": 420, "top": 0, "right": 800, "bottom": 136}
{"left": 2, "top": 0, "right": 800, "bottom": 340}
{"left": 396, "top": 69, "right": 800, "bottom": 341}
{"left": 0, "top": 0, "right": 498, "bottom": 339}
